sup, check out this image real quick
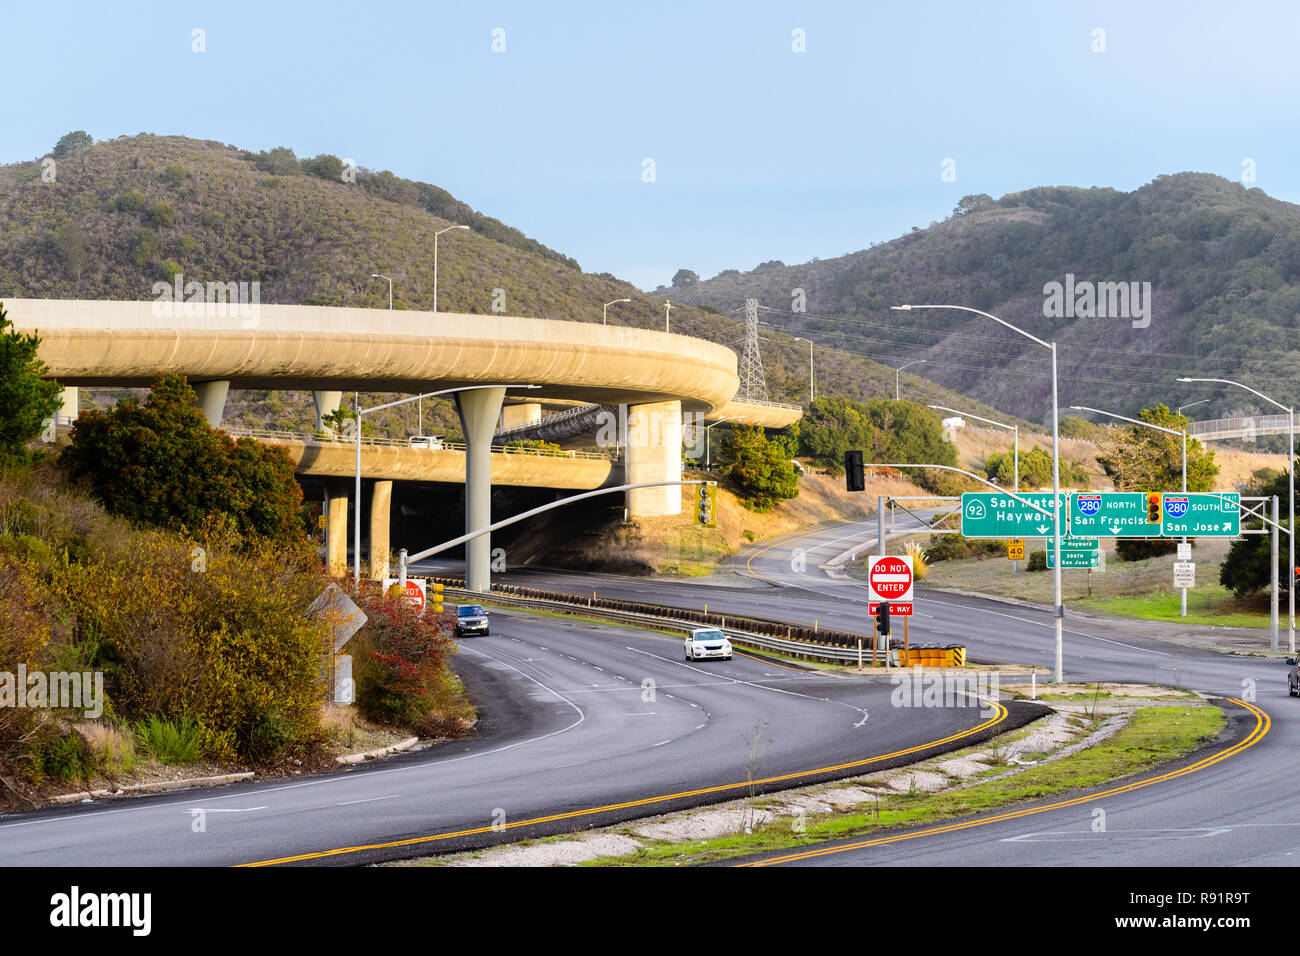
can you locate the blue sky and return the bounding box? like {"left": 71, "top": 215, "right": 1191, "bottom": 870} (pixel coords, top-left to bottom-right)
{"left": 5, "top": 0, "right": 1299, "bottom": 290}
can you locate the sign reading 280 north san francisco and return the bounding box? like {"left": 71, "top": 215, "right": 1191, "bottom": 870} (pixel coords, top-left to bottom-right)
{"left": 1069, "top": 492, "right": 1151, "bottom": 537}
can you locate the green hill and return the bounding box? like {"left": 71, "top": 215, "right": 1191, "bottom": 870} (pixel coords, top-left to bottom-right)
{"left": 658, "top": 174, "right": 1300, "bottom": 428}
{"left": 0, "top": 132, "right": 1022, "bottom": 436}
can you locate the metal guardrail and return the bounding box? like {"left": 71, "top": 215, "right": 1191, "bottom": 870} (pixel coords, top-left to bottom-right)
{"left": 221, "top": 426, "right": 613, "bottom": 460}
{"left": 433, "top": 577, "right": 904, "bottom": 664}
{"left": 493, "top": 402, "right": 604, "bottom": 440}
{"left": 730, "top": 398, "right": 804, "bottom": 411}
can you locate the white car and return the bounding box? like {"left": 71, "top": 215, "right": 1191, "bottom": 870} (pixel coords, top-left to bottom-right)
{"left": 409, "top": 435, "right": 444, "bottom": 450}
{"left": 684, "top": 627, "right": 732, "bottom": 661}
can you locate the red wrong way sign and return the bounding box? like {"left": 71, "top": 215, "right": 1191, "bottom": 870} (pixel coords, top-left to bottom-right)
{"left": 867, "top": 555, "right": 914, "bottom": 615}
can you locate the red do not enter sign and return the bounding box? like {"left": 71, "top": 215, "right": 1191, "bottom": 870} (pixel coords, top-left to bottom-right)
{"left": 868, "top": 555, "right": 913, "bottom": 603}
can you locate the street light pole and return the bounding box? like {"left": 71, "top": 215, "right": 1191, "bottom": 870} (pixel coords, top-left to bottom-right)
{"left": 896, "top": 304, "right": 1063, "bottom": 682}
{"left": 433, "top": 224, "right": 470, "bottom": 313}
{"left": 370, "top": 274, "right": 392, "bottom": 310}
{"left": 1178, "top": 377, "right": 1294, "bottom": 653}
{"left": 665, "top": 300, "right": 672, "bottom": 333}
{"left": 894, "top": 360, "right": 926, "bottom": 402}
{"left": 603, "top": 298, "right": 631, "bottom": 325}
{"left": 1071, "top": 404, "right": 1189, "bottom": 616}
{"left": 927, "top": 404, "right": 1018, "bottom": 491}
{"left": 795, "top": 337, "right": 815, "bottom": 403}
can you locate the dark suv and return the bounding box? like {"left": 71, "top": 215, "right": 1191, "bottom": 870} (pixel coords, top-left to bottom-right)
{"left": 455, "top": 604, "right": 489, "bottom": 638}
{"left": 1288, "top": 658, "right": 1299, "bottom": 696}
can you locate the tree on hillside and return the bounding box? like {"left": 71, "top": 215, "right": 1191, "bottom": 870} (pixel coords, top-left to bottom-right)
{"left": 985, "top": 446, "right": 1089, "bottom": 489}
{"left": 1096, "top": 405, "right": 1218, "bottom": 492}
{"left": 717, "top": 424, "right": 799, "bottom": 512}
{"left": 0, "top": 303, "right": 63, "bottom": 466}
{"left": 797, "top": 396, "right": 959, "bottom": 493}
{"left": 952, "top": 194, "right": 994, "bottom": 217}
{"left": 51, "top": 131, "right": 93, "bottom": 158}
{"left": 62, "top": 374, "right": 305, "bottom": 543}
{"left": 672, "top": 269, "right": 699, "bottom": 288}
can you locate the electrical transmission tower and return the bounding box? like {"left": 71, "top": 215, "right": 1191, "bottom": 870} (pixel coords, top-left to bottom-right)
{"left": 738, "top": 298, "right": 768, "bottom": 402}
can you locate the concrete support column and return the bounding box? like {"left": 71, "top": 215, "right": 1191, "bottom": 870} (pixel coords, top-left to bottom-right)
{"left": 626, "top": 400, "right": 682, "bottom": 517}
{"left": 193, "top": 380, "right": 230, "bottom": 428}
{"left": 313, "top": 390, "right": 343, "bottom": 434}
{"left": 57, "top": 387, "right": 79, "bottom": 426}
{"left": 369, "top": 480, "right": 393, "bottom": 581}
{"left": 325, "top": 482, "right": 349, "bottom": 577}
{"left": 501, "top": 403, "right": 542, "bottom": 429}
{"left": 455, "top": 386, "right": 507, "bottom": 593}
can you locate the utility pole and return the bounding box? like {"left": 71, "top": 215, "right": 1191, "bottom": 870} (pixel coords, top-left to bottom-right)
{"left": 664, "top": 300, "right": 672, "bottom": 332}
{"left": 739, "top": 298, "right": 768, "bottom": 402}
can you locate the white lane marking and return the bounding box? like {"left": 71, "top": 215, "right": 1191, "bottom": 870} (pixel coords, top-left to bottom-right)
{"left": 186, "top": 807, "right": 266, "bottom": 813}
{"left": 336, "top": 794, "right": 402, "bottom": 807}
{"left": 624, "top": 646, "right": 871, "bottom": 727}
{"left": 1002, "top": 827, "right": 1234, "bottom": 842}
{"left": 652, "top": 740, "right": 672, "bottom": 747}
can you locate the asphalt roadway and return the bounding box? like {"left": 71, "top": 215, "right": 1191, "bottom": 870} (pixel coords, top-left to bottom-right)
{"left": 445, "top": 517, "right": 1293, "bottom": 867}
{"left": 0, "top": 597, "right": 1033, "bottom": 866}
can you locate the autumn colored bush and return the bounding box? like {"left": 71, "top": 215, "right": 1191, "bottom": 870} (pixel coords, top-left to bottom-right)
{"left": 350, "top": 586, "right": 471, "bottom": 737}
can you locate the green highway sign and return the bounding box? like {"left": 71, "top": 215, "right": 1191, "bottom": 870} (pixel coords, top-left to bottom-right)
{"left": 960, "top": 492, "right": 1067, "bottom": 539}
{"left": 1047, "top": 550, "right": 1101, "bottom": 569}
{"left": 1161, "top": 493, "right": 1240, "bottom": 537}
{"left": 1069, "top": 493, "right": 1155, "bottom": 538}
{"left": 1053, "top": 535, "right": 1101, "bottom": 551}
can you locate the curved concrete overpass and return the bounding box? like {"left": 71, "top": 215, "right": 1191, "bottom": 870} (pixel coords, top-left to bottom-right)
{"left": 12, "top": 297, "right": 802, "bottom": 588}
{"left": 12, "top": 298, "right": 749, "bottom": 415}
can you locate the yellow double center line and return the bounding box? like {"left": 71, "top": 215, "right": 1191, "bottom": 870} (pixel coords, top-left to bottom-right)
{"left": 240, "top": 702, "right": 1012, "bottom": 866}
{"left": 736, "top": 697, "right": 1270, "bottom": 867}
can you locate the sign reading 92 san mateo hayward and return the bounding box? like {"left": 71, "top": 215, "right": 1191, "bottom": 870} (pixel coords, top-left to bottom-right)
{"left": 960, "top": 493, "right": 1068, "bottom": 538}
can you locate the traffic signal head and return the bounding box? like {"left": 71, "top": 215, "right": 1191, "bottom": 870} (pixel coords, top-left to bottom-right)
{"left": 845, "top": 450, "right": 865, "bottom": 492}
{"left": 1146, "top": 492, "right": 1162, "bottom": 523}
{"left": 696, "top": 482, "right": 717, "bottom": 527}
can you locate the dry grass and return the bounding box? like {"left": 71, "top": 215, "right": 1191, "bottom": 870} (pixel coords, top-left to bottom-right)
{"left": 952, "top": 425, "right": 1287, "bottom": 491}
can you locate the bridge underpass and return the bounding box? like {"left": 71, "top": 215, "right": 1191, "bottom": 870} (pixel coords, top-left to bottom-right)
{"left": 19, "top": 298, "right": 800, "bottom": 590}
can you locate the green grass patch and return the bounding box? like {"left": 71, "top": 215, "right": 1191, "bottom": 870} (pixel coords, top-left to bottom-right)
{"left": 580, "top": 703, "right": 1226, "bottom": 866}
{"left": 1075, "top": 588, "right": 1268, "bottom": 628}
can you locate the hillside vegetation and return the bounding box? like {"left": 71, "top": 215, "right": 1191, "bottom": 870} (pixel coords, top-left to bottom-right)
{"left": 661, "top": 174, "right": 1300, "bottom": 428}
{"left": 0, "top": 132, "right": 1021, "bottom": 429}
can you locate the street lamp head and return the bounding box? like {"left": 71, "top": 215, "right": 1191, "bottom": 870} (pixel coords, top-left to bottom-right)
{"left": 891, "top": 305, "right": 911, "bottom": 311}
{"left": 1176, "top": 377, "right": 1193, "bottom": 383}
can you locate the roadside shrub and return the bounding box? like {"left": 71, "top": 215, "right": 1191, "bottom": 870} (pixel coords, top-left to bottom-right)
{"left": 352, "top": 587, "right": 464, "bottom": 734}
{"left": 923, "top": 534, "right": 1005, "bottom": 563}
{"left": 38, "top": 733, "right": 97, "bottom": 783}
{"left": 1116, "top": 539, "right": 1178, "bottom": 562}
{"left": 1027, "top": 550, "right": 1047, "bottom": 572}
{"left": 904, "top": 540, "right": 929, "bottom": 580}
{"left": 134, "top": 715, "right": 202, "bottom": 765}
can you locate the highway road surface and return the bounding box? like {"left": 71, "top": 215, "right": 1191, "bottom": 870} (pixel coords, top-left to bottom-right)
{"left": 0, "top": 605, "right": 1029, "bottom": 866}
{"left": 443, "top": 518, "right": 1290, "bottom": 867}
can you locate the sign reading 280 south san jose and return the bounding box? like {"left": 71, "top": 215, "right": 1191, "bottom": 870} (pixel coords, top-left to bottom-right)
{"left": 1162, "top": 493, "right": 1240, "bottom": 537}
{"left": 960, "top": 493, "right": 1068, "bottom": 538}
{"left": 1069, "top": 492, "right": 1151, "bottom": 537}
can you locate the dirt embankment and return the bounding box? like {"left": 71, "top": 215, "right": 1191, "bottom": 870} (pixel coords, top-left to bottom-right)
{"left": 504, "top": 468, "right": 933, "bottom": 575}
